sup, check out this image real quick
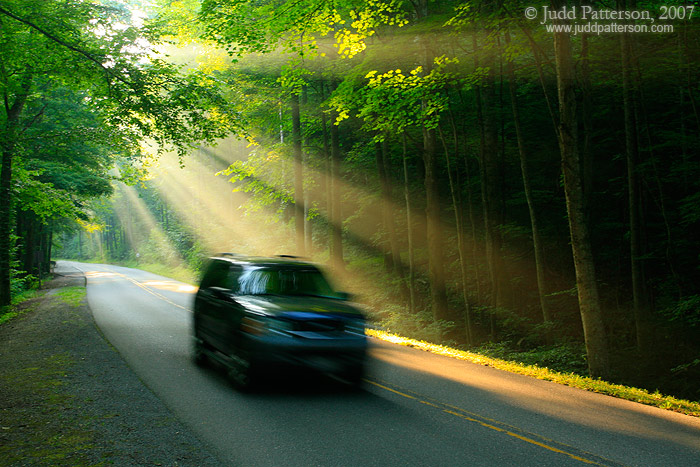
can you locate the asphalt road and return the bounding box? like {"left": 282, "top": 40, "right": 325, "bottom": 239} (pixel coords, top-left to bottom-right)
{"left": 67, "top": 261, "right": 700, "bottom": 466}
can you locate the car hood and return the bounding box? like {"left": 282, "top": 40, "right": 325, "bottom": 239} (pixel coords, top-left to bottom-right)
{"left": 235, "top": 294, "right": 364, "bottom": 319}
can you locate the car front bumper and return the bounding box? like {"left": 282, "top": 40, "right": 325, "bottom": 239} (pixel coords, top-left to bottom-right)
{"left": 242, "top": 333, "right": 368, "bottom": 374}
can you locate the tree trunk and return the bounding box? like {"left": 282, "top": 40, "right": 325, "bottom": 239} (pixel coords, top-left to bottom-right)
{"left": 580, "top": 32, "right": 594, "bottom": 219}
{"left": 329, "top": 108, "right": 344, "bottom": 271}
{"left": 439, "top": 124, "right": 473, "bottom": 346}
{"left": 382, "top": 140, "right": 403, "bottom": 279}
{"left": 505, "top": 30, "right": 552, "bottom": 330}
{"left": 620, "top": 26, "right": 650, "bottom": 352}
{"left": 301, "top": 88, "right": 313, "bottom": 254}
{"left": 0, "top": 69, "right": 32, "bottom": 306}
{"left": 423, "top": 125, "right": 449, "bottom": 322}
{"left": 412, "top": 0, "right": 448, "bottom": 324}
{"left": 402, "top": 132, "right": 417, "bottom": 314}
{"left": 553, "top": 19, "right": 611, "bottom": 379}
{"left": 375, "top": 141, "right": 394, "bottom": 272}
{"left": 291, "top": 93, "right": 305, "bottom": 256}
{"left": 480, "top": 48, "right": 503, "bottom": 335}
{"left": 378, "top": 139, "right": 408, "bottom": 301}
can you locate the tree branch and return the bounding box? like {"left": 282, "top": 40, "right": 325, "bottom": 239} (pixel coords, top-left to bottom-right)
{"left": 0, "top": 4, "right": 131, "bottom": 88}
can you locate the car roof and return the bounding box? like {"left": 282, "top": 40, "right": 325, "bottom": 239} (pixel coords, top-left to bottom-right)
{"left": 210, "top": 254, "right": 319, "bottom": 269}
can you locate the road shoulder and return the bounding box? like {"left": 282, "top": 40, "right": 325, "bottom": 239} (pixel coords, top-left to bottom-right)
{"left": 0, "top": 264, "right": 222, "bottom": 466}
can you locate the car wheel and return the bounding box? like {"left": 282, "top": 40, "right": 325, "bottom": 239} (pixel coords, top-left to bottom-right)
{"left": 193, "top": 338, "right": 208, "bottom": 367}
{"left": 228, "top": 349, "right": 256, "bottom": 391}
{"left": 341, "top": 364, "right": 365, "bottom": 386}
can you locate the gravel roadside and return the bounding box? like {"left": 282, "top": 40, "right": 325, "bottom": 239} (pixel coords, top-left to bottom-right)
{"left": 0, "top": 264, "right": 223, "bottom": 466}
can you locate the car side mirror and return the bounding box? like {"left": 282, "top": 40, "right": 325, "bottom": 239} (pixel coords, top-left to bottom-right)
{"left": 336, "top": 291, "right": 353, "bottom": 301}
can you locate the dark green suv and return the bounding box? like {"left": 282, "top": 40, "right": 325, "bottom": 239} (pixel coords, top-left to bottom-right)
{"left": 193, "top": 254, "right": 367, "bottom": 389}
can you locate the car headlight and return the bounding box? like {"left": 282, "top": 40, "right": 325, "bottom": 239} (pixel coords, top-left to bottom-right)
{"left": 240, "top": 316, "right": 266, "bottom": 335}
{"left": 240, "top": 315, "right": 294, "bottom": 336}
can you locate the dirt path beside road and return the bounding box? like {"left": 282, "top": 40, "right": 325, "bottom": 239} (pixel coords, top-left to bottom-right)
{"left": 0, "top": 264, "right": 222, "bottom": 466}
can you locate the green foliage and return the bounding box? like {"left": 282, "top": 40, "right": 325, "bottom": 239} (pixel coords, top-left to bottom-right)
{"left": 199, "top": 0, "right": 407, "bottom": 59}
{"left": 474, "top": 341, "right": 589, "bottom": 375}
{"left": 380, "top": 305, "right": 456, "bottom": 346}
{"left": 218, "top": 156, "right": 295, "bottom": 214}
{"left": 661, "top": 295, "right": 700, "bottom": 328}
{"left": 54, "top": 287, "right": 86, "bottom": 308}
{"left": 0, "top": 0, "right": 247, "bottom": 306}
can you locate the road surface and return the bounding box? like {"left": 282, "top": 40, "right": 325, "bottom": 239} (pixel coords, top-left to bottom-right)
{"left": 66, "top": 261, "right": 700, "bottom": 466}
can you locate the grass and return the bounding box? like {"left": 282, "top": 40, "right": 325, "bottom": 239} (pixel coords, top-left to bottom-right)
{"left": 0, "top": 352, "right": 105, "bottom": 467}
{"left": 0, "top": 288, "right": 44, "bottom": 326}
{"left": 367, "top": 329, "right": 700, "bottom": 417}
{"left": 54, "top": 287, "right": 86, "bottom": 307}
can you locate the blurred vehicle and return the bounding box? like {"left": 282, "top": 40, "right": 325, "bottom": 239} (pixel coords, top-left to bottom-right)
{"left": 192, "top": 254, "right": 367, "bottom": 389}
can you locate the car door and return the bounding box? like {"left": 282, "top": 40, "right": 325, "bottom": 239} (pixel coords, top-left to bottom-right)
{"left": 217, "top": 264, "right": 244, "bottom": 355}
{"left": 197, "top": 261, "right": 232, "bottom": 351}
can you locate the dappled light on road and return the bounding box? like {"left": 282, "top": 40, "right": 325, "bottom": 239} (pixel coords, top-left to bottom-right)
{"left": 85, "top": 271, "right": 118, "bottom": 278}
{"left": 142, "top": 280, "right": 197, "bottom": 294}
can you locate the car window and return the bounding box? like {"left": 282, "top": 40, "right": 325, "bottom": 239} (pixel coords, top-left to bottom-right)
{"left": 238, "top": 267, "right": 335, "bottom": 297}
{"left": 201, "top": 261, "right": 231, "bottom": 289}
{"left": 224, "top": 265, "right": 243, "bottom": 293}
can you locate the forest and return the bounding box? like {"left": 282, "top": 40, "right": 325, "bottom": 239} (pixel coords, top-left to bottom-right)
{"left": 2, "top": 0, "right": 699, "bottom": 402}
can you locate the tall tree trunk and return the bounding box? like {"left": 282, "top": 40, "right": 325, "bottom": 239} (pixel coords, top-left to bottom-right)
{"left": 329, "top": 108, "right": 344, "bottom": 271}
{"left": 382, "top": 140, "right": 403, "bottom": 279}
{"left": 0, "top": 69, "right": 32, "bottom": 306}
{"left": 413, "top": 0, "right": 448, "bottom": 323}
{"left": 620, "top": 18, "right": 650, "bottom": 352}
{"left": 378, "top": 139, "right": 408, "bottom": 301}
{"left": 580, "top": 31, "right": 594, "bottom": 219}
{"left": 291, "top": 93, "right": 305, "bottom": 256}
{"left": 46, "top": 224, "right": 53, "bottom": 276}
{"left": 553, "top": 16, "right": 610, "bottom": 379}
{"left": 423, "top": 124, "right": 449, "bottom": 322}
{"left": 375, "top": 140, "right": 394, "bottom": 272}
{"left": 481, "top": 47, "right": 503, "bottom": 335}
{"left": 320, "top": 83, "right": 334, "bottom": 264}
{"left": 438, "top": 123, "right": 473, "bottom": 346}
{"left": 505, "top": 30, "right": 552, "bottom": 331}
{"left": 301, "top": 88, "right": 313, "bottom": 254}
{"left": 463, "top": 150, "right": 482, "bottom": 305}
{"left": 402, "top": 132, "right": 417, "bottom": 314}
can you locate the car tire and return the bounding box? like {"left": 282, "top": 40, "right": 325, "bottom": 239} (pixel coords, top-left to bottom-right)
{"left": 193, "top": 338, "right": 208, "bottom": 367}
{"left": 341, "top": 364, "right": 365, "bottom": 386}
{"left": 228, "top": 349, "right": 256, "bottom": 391}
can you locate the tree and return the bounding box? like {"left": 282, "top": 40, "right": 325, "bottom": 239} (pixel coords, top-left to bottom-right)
{"left": 552, "top": 7, "right": 610, "bottom": 378}
{"left": 505, "top": 28, "right": 552, "bottom": 331}
{"left": 0, "top": 0, "right": 236, "bottom": 306}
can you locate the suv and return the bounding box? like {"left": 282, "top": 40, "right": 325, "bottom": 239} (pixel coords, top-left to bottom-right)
{"left": 192, "top": 254, "right": 367, "bottom": 389}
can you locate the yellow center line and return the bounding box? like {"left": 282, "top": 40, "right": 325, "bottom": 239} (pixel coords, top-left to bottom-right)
{"left": 366, "top": 379, "right": 621, "bottom": 466}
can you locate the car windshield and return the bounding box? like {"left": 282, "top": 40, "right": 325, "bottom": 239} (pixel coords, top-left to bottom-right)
{"left": 237, "top": 267, "right": 336, "bottom": 297}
